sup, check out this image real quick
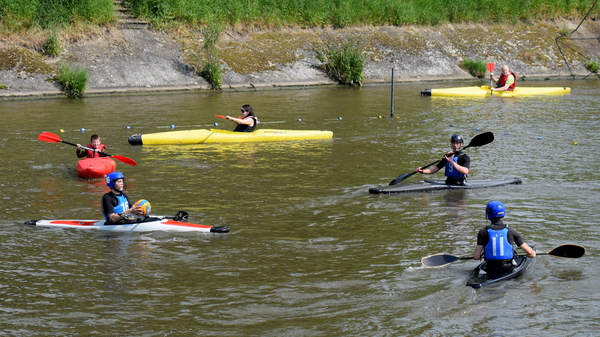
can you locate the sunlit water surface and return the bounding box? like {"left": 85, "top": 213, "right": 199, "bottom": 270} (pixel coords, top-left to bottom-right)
{"left": 0, "top": 80, "right": 599, "bottom": 336}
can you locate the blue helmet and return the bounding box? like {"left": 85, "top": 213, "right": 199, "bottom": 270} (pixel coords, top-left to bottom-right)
{"left": 106, "top": 172, "right": 125, "bottom": 189}
{"left": 486, "top": 201, "right": 506, "bottom": 220}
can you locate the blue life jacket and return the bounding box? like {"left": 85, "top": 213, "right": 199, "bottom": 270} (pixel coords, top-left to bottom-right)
{"left": 484, "top": 227, "right": 514, "bottom": 260}
{"left": 103, "top": 194, "right": 130, "bottom": 222}
{"left": 445, "top": 156, "right": 464, "bottom": 179}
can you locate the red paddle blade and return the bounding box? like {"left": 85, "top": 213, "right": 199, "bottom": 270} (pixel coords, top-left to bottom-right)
{"left": 38, "top": 132, "right": 62, "bottom": 143}
{"left": 486, "top": 62, "right": 495, "bottom": 73}
{"left": 214, "top": 115, "right": 227, "bottom": 119}
{"left": 112, "top": 155, "right": 138, "bottom": 166}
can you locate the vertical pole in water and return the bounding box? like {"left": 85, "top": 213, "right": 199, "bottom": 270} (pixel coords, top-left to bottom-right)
{"left": 390, "top": 67, "right": 395, "bottom": 117}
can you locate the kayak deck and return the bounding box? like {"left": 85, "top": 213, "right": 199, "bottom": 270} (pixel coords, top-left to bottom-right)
{"left": 128, "top": 128, "right": 334, "bottom": 145}
{"left": 75, "top": 157, "right": 116, "bottom": 179}
{"left": 466, "top": 254, "right": 532, "bottom": 289}
{"left": 24, "top": 218, "right": 230, "bottom": 233}
{"left": 421, "top": 86, "right": 571, "bottom": 97}
{"left": 369, "top": 178, "right": 522, "bottom": 194}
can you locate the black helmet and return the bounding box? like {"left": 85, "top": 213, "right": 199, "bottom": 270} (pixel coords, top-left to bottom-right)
{"left": 450, "top": 134, "right": 464, "bottom": 143}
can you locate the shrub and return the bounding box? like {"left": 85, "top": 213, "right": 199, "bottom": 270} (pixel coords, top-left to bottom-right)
{"left": 201, "top": 62, "right": 222, "bottom": 90}
{"left": 460, "top": 58, "right": 487, "bottom": 78}
{"left": 57, "top": 63, "right": 88, "bottom": 98}
{"left": 315, "top": 41, "right": 364, "bottom": 86}
{"left": 200, "top": 25, "right": 223, "bottom": 90}
{"left": 585, "top": 60, "right": 599, "bottom": 73}
{"left": 43, "top": 31, "right": 61, "bottom": 57}
{"left": 0, "top": 83, "right": 7, "bottom": 90}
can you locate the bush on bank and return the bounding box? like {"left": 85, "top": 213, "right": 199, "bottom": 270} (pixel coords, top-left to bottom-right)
{"left": 56, "top": 63, "right": 88, "bottom": 98}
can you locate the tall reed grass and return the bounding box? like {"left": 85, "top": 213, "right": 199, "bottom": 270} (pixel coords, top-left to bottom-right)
{"left": 316, "top": 41, "right": 365, "bottom": 86}
{"left": 1, "top": 0, "right": 596, "bottom": 31}
{"left": 124, "top": 0, "right": 597, "bottom": 27}
{"left": 460, "top": 58, "right": 487, "bottom": 78}
{"left": 57, "top": 63, "right": 88, "bottom": 98}
{"left": 0, "top": 0, "right": 114, "bottom": 32}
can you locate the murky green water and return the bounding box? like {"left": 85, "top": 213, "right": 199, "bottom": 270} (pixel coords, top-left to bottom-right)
{"left": 1, "top": 80, "right": 599, "bottom": 335}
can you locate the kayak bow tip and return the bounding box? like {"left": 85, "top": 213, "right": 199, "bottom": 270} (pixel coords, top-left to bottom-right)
{"left": 210, "top": 226, "right": 230, "bottom": 233}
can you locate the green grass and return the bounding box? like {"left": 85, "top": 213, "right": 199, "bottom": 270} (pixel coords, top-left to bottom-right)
{"left": 585, "top": 60, "right": 599, "bottom": 73}
{"left": 0, "top": 0, "right": 114, "bottom": 32}
{"left": 460, "top": 58, "right": 488, "bottom": 78}
{"left": 56, "top": 63, "right": 88, "bottom": 98}
{"left": 1, "top": 0, "right": 597, "bottom": 32}
{"left": 124, "top": 0, "right": 597, "bottom": 27}
{"left": 43, "top": 31, "right": 61, "bottom": 57}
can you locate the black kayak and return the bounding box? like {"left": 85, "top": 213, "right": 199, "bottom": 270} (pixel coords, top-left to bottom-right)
{"left": 466, "top": 254, "right": 533, "bottom": 289}
{"left": 369, "top": 178, "right": 522, "bottom": 194}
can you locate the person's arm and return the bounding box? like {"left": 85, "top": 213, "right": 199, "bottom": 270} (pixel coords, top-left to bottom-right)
{"left": 417, "top": 157, "right": 445, "bottom": 174}
{"left": 473, "top": 245, "right": 484, "bottom": 260}
{"left": 416, "top": 165, "right": 440, "bottom": 174}
{"left": 491, "top": 75, "right": 514, "bottom": 92}
{"left": 225, "top": 116, "right": 254, "bottom": 126}
{"left": 76, "top": 145, "right": 87, "bottom": 158}
{"left": 446, "top": 153, "right": 469, "bottom": 175}
{"left": 519, "top": 243, "right": 536, "bottom": 258}
{"left": 104, "top": 195, "right": 141, "bottom": 223}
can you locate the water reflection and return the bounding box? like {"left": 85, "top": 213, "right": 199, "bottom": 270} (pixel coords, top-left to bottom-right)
{"left": 1, "top": 80, "right": 599, "bottom": 335}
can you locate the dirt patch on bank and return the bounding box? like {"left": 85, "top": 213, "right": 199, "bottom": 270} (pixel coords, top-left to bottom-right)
{"left": 1, "top": 20, "right": 599, "bottom": 98}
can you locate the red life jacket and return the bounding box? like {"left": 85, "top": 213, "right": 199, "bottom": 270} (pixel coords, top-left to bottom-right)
{"left": 86, "top": 143, "right": 106, "bottom": 158}
{"left": 498, "top": 71, "right": 517, "bottom": 91}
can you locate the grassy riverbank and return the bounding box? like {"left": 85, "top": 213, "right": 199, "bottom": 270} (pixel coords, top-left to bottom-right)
{"left": 1, "top": 0, "right": 597, "bottom": 33}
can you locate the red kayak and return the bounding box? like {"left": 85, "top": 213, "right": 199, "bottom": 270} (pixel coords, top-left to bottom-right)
{"left": 75, "top": 157, "right": 117, "bottom": 178}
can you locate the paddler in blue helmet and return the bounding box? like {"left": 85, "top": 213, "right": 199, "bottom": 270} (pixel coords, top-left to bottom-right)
{"left": 416, "top": 134, "right": 470, "bottom": 185}
{"left": 473, "top": 201, "right": 536, "bottom": 277}
{"left": 102, "top": 172, "right": 143, "bottom": 224}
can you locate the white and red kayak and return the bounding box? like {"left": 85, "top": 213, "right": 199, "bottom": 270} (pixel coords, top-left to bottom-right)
{"left": 24, "top": 215, "right": 230, "bottom": 233}
{"left": 75, "top": 157, "right": 117, "bottom": 179}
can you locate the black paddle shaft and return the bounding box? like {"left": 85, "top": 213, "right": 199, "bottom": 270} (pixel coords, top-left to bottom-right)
{"left": 61, "top": 139, "right": 113, "bottom": 157}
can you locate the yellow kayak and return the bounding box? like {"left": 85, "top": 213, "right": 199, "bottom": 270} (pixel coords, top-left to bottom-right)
{"left": 421, "top": 85, "right": 571, "bottom": 97}
{"left": 128, "top": 128, "right": 334, "bottom": 145}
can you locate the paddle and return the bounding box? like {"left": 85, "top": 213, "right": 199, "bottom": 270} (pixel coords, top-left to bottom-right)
{"left": 38, "top": 132, "right": 138, "bottom": 166}
{"left": 487, "top": 62, "right": 495, "bottom": 95}
{"left": 388, "top": 131, "right": 495, "bottom": 186}
{"left": 214, "top": 115, "right": 227, "bottom": 119}
{"left": 421, "top": 244, "right": 585, "bottom": 268}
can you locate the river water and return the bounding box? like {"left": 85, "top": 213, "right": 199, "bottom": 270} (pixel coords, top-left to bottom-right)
{"left": 1, "top": 79, "right": 599, "bottom": 336}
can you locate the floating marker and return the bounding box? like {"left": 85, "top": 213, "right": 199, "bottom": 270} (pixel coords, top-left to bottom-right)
{"left": 80, "top": 128, "right": 86, "bottom": 132}
{"left": 60, "top": 129, "right": 65, "bottom": 133}
{"left": 170, "top": 125, "right": 176, "bottom": 129}
{"left": 297, "top": 118, "right": 302, "bottom": 122}
{"left": 338, "top": 117, "right": 342, "bottom": 120}
{"left": 537, "top": 137, "right": 542, "bottom": 140}
{"left": 475, "top": 128, "right": 480, "bottom": 131}
{"left": 378, "top": 116, "right": 382, "bottom": 118}
{"left": 449, "top": 124, "right": 453, "bottom": 127}
{"left": 573, "top": 142, "right": 578, "bottom": 145}
{"left": 214, "top": 123, "right": 219, "bottom": 126}
{"left": 126, "top": 126, "right": 131, "bottom": 129}
{"left": 504, "top": 132, "right": 508, "bottom": 135}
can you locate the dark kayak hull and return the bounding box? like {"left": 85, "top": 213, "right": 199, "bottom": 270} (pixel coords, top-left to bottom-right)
{"left": 369, "top": 178, "right": 522, "bottom": 194}
{"left": 466, "top": 254, "right": 532, "bottom": 289}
